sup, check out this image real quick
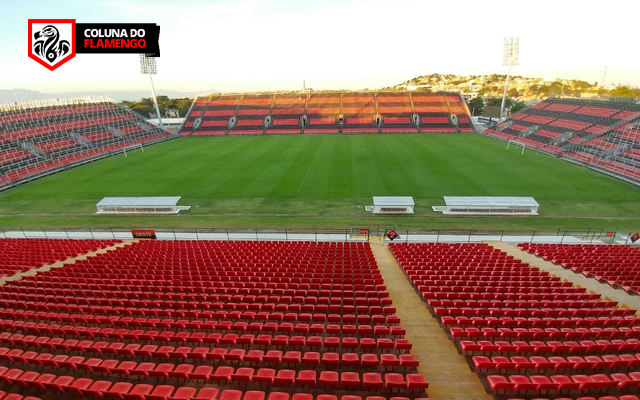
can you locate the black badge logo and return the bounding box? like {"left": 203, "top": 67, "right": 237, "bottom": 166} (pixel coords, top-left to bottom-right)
{"left": 33, "top": 25, "right": 71, "bottom": 64}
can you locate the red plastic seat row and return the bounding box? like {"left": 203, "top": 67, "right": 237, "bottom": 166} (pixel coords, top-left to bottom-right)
{"left": 451, "top": 326, "right": 640, "bottom": 340}
{"left": 0, "top": 365, "right": 427, "bottom": 393}
{"left": 0, "top": 318, "right": 403, "bottom": 339}
{"left": 411, "top": 267, "right": 557, "bottom": 275}
{"left": 434, "top": 306, "right": 634, "bottom": 318}
{"left": 405, "top": 259, "right": 539, "bottom": 265}
{"left": 0, "top": 366, "right": 219, "bottom": 399}
{"left": 219, "top": 391, "right": 434, "bottom": 400}
{"left": 431, "top": 299, "right": 618, "bottom": 309}
{"left": 473, "top": 353, "right": 640, "bottom": 372}
{"left": 8, "top": 282, "right": 383, "bottom": 294}
{"left": 0, "top": 291, "right": 394, "bottom": 306}
{"left": 0, "top": 333, "right": 413, "bottom": 354}
{"left": 417, "top": 285, "right": 585, "bottom": 294}
{"left": 53, "top": 255, "right": 376, "bottom": 263}
{"left": 0, "top": 292, "right": 392, "bottom": 309}
{"left": 7, "top": 282, "right": 386, "bottom": 294}
{"left": 419, "top": 283, "right": 573, "bottom": 291}
{"left": 11, "top": 281, "right": 387, "bottom": 294}
{"left": 461, "top": 338, "right": 640, "bottom": 354}
{"left": 0, "top": 392, "right": 41, "bottom": 400}
{"left": 0, "top": 308, "right": 402, "bottom": 326}
{"left": 21, "top": 274, "right": 385, "bottom": 286}
{"left": 412, "top": 274, "right": 560, "bottom": 282}
{"left": 507, "top": 396, "right": 638, "bottom": 400}
{"left": 24, "top": 276, "right": 385, "bottom": 286}
{"left": 0, "top": 311, "right": 325, "bottom": 326}
{"left": 425, "top": 291, "right": 600, "bottom": 301}
{"left": 441, "top": 315, "right": 640, "bottom": 328}
{"left": 205, "top": 369, "right": 427, "bottom": 391}
{"left": 1, "top": 319, "right": 407, "bottom": 340}
{"left": 31, "top": 262, "right": 381, "bottom": 272}
{"left": 0, "top": 285, "right": 392, "bottom": 300}
{"left": 487, "top": 372, "right": 640, "bottom": 392}
{"left": 0, "top": 300, "right": 398, "bottom": 318}
{"left": 56, "top": 252, "right": 375, "bottom": 262}
{"left": 0, "top": 347, "right": 419, "bottom": 371}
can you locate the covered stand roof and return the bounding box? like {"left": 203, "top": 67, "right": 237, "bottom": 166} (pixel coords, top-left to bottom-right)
{"left": 97, "top": 197, "right": 182, "bottom": 208}
{"left": 443, "top": 196, "right": 539, "bottom": 207}
{"left": 372, "top": 196, "right": 415, "bottom": 206}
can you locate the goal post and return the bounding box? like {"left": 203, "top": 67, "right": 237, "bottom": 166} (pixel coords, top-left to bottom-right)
{"left": 506, "top": 139, "right": 526, "bottom": 155}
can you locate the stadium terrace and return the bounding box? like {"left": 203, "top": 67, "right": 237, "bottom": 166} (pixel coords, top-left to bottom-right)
{"left": 4, "top": 2, "right": 640, "bottom": 400}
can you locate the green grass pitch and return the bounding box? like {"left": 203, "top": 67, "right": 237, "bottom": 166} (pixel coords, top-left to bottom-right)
{"left": 0, "top": 134, "right": 638, "bottom": 232}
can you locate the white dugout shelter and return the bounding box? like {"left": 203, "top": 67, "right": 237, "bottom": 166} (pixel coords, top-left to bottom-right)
{"left": 96, "top": 197, "right": 190, "bottom": 214}
{"left": 433, "top": 196, "right": 539, "bottom": 215}
{"left": 370, "top": 197, "right": 415, "bottom": 214}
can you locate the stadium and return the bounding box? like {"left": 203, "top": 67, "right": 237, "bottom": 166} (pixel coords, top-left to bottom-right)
{"left": 0, "top": 1, "right": 639, "bottom": 400}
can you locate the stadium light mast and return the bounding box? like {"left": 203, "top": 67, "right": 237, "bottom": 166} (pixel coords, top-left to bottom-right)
{"left": 140, "top": 54, "right": 163, "bottom": 129}
{"left": 500, "top": 37, "right": 519, "bottom": 122}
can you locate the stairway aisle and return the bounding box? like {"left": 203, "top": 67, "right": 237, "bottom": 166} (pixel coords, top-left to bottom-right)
{"left": 0, "top": 239, "right": 135, "bottom": 286}
{"left": 370, "top": 243, "right": 493, "bottom": 400}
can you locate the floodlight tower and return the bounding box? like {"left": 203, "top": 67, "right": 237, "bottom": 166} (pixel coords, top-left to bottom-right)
{"left": 140, "top": 54, "right": 163, "bottom": 129}
{"left": 500, "top": 37, "right": 519, "bottom": 122}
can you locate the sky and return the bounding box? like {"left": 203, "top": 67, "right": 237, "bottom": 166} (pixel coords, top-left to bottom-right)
{"left": 1, "top": 0, "right": 639, "bottom": 95}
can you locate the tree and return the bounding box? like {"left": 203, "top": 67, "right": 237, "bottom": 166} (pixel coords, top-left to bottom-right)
{"left": 507, "top": 88, "right": 520, "bottom": 98}
{"left": 122, "top": 98, "right": 155, "bottom": 118}
{"left": 610, "top": 85, "right": 640, "bottom": 98}
{"left": 529, "top": 84, "right": 550, "bottom": 98}
{"left": 548, "top": 82, "right": 564, "bottom": 96}
{"left": 572, "top": 80, "right": 592, "bottom": 90}
{"left": 467, "top": 97, "right": 484, "bottom": 116}
{"left": 121, "top": 97, "right": 194, "bottom": 118}
{"left": 174, "top": 98, "right": 192, "bottom": 117}
{"left": 510, "top": 100, "right": 527, "bottom": 115}
{"left": 483, "top": 97, "right": 526, "bottom": 116}
{"left": 486, "top": 97, "right": 507, "bottom": 107}
{"left": 478, "top": 86, "right": 492, "bottom": 96}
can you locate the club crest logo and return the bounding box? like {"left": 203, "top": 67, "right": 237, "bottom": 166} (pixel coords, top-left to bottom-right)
{"left": 28, "top": 19, "right": 76, "bottom": 71}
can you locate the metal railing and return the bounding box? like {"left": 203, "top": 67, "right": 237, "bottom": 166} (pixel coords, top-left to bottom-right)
{"left": 0, "top": 226, "right": 634, "bottom": 245}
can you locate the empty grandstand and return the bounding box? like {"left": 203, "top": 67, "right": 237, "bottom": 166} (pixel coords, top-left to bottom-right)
{"left": 483, "top": 98, "right": 640, "bottom": 184}
{"left": 0, "top": 238, "right": 119, "bottom": 278}
{"left": 519, "top": 243, "right": 640, "bottom": 295}
{"left": 3, "top": 2, "right": 640, "bottom": 400}
{"left": 180, "top": 92, "right": 472, "bottom": 136}
{"left": 389, "top": 242, "right": 640, "bottom": 400}
{"left": 0, "top": 238, "right": 430, "bottom": 400}
{"left": 0, "top": 97, "right": 174, "bottom": 189}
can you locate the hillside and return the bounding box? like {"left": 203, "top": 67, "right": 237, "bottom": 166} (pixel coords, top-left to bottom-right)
{"left": 390, "top": 73, "right": 640, "bottom": 101}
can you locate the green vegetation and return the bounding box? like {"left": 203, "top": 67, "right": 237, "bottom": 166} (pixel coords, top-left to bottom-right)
{"left": 467, "top": 97, "right": 484, "bottom": 116}
{"left": 471, "top": 97, "right": 527, "bottom": 116}
{"left": 395, "top": 73, "right": 640, "bottom": 100}
{"left": 0, "top": 135, "right": 638, "bottom": 232}
{"left": 121, "top": 96, "right": 192, "bottom": 119}
{"left": 610, "top": 86, "right": 640, "bottom": 99}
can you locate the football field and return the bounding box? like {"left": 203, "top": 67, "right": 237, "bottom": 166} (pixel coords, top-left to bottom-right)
{"left": 0, "top": 134, "right": 638, "bottom": 232}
